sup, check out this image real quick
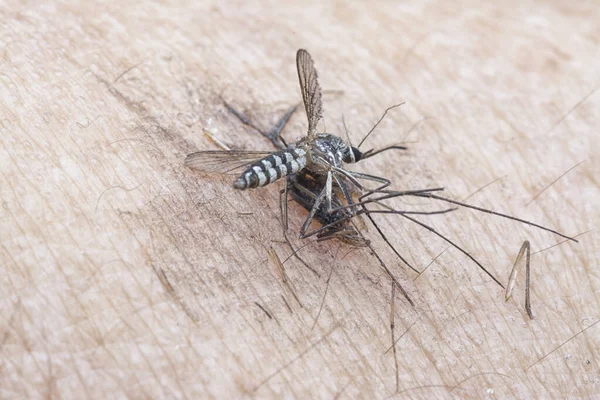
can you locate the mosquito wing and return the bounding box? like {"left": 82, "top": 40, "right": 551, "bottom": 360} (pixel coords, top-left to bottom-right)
{"left": 184, "top": 150, "right": 273, "bottom": 175}
{"left": 296, "top": 49, "right": 323, "bottom": 137}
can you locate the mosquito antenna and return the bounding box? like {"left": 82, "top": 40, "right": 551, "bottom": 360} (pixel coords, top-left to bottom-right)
{"left": 411, "top": 193, "right": 578, "bottom": 242}
{"left": 361, "top": 145, "right": 408, "bottom": 160}
{"left": 357, "top": 103, "right": 405, "bottom": 149}
{"left": 361, "top": 116, "right": 428, "bottom": 159}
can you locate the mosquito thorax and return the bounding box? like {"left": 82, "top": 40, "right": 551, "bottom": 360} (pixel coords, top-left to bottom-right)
{"left": 311, "top": 134, "right": 358, "bottom": 167}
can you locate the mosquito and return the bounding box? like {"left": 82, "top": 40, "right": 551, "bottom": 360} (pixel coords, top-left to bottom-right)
{"left": 185, "top": 49, "right": 579, "bottom": 291}
{"left": 185, "top": 49, "right": 400, "bottom": 238}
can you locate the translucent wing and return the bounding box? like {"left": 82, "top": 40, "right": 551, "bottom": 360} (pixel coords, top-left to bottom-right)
{"left": 184, "top": 150, "right": 273, "bottom": 174}
{"left": 296, "top": 49, "right": 323, "bottom": 137}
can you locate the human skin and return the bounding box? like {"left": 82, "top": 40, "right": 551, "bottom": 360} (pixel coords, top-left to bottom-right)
{"left": 1, "top": 1, "right": 598, "bottom": 399}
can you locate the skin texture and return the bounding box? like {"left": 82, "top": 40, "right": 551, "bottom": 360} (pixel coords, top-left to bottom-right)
{"left": 1, "top": 1, "right": 599, "bottom": 398}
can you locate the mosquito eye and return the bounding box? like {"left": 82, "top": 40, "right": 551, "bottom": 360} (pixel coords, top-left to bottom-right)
{"left": 342, "top": 149, "right": 354, "bottom": 163}
{"left": 351, "top": 147, "right": 362, "bottom": 162}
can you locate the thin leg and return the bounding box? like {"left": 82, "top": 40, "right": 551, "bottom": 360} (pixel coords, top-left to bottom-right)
{"left": 314, "top": 228, "right": 367, "bottom": 245}
{"left": 278, "top": 178, "right": 319, "bottom": 277}
{"left": 411, "top": 192, "right": 577, "bottom": 242}
{"left": 362, "top": 204, "right": 420, "bottom": 274}
{"left": 303, "top": 206, "right": 455, "bottom": 240}
{"left": 331, "top": 167, "right": 391, "bottom": 196}
{"left": 329, "top": 187, "right": 446, "bottom": 213}
{"left": 399, "top": 213, "right": 504, "bottom": 288}
{"left": 359, "top": 223, "right": 414, "bottom": 307}
{"left": 223, "top": 100, "right": 268, "bottom": 136}
{"left": 280, "top": 180, "right": 290, "bottom": 232}
{"left": 224, "top": 101, "right": 298, "bottom": 150}
{"left": 332, "top": 173, "right": 357, "bottom": 214}
{"left": 325, "top": 171, "right": 333, "bottom": 213}
{"left": 300, "top": 182, "right": 328, "bottom": 238}
{"left": 266, "top": 104, "right": 299, "bottom": 148}
{"left": 282, "top": 230, "right": 320, "bottom": 277}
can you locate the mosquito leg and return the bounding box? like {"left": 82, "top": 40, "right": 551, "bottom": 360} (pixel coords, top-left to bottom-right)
{"left": 411, "top": 192, "right": 578, "bottom": 242}
{"left": 325, "top": 171, "right": 333, "bottom": 213}
{"left": 332, "top": 172, "right": 358, "bottom": 215}
{"left": 330, "top": 167, "right": 391, "bottom": 196}
{"left": 282, "top": 230, "right": 320, "bottom": 277}
{"left": 350, "top": 170, "right": 391, "bottom": 195}
{"left": 224, "top": 100, "right": 298, "bottom": 150}
{"left": 400, "top": 213, "right": 504, "bottom": 288}
{"left": 369, "top": 197, "right": 457, "bottom": 217}
{"left": 362, "top": 204, "right": 420, "bottom": 274}
{"left": 305, "top": 203, "right": 455, "bottom": 240}
{"left": 280, "top": 179, "right": 290, "bottom": 232}
{"left": 223, "top": 100, "right": 269, "bottom": 136}
{"left": 300, "top": 183, "right": 328, "bottom": 239}
{"left": 287, "top": 177, "right": 357, "bottom": 243}
{"left": 329, "top": 187, "right": 445, "bottom": 213}
{"left": 315, "top": 229, "right": 367, "bottom": 245}
{"left": 278, "top": 178, "right": 320, "bottom": 277}
{"left": 358, "top": 223, "right": 414, "bottom": 306}
{"left": 265, "top": 104, "right": 299, "bottom": 149}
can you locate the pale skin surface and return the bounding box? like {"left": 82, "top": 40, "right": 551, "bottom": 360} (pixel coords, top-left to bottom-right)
{"left": 1, "top": 1, "right": 599, "bottom": 398}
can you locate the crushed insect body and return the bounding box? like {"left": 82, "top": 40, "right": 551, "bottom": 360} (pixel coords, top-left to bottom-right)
{"left": 185, "top": 49, "right": 401, "bottom": 242}
{"left": 185, "top": 48, "right": 578, "bottom": 308}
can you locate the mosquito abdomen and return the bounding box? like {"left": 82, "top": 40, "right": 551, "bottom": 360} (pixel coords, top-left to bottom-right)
{"left": 233, "top": 148, "right": 308, "bottom": 190}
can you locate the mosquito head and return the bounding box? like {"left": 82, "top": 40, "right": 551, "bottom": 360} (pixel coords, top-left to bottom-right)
{"left": 352, "top": 147, "right": 362, "bottom": 162}
{"left": 342, "top": 146, "right": 362, "bottom": 164}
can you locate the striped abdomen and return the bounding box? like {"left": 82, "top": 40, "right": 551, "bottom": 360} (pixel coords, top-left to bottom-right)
{"left": 233, "top": 148, "right": 307, "bottom": 190}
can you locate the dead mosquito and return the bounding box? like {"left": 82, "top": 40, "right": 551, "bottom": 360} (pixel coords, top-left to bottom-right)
{"left": 185, "top": 48, "right": 578, "bottom": 298}
{"left": 185, "top": 49, "right": 401, "bottom": 239}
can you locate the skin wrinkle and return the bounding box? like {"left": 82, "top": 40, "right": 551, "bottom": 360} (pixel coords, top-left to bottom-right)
{"left": 332, "top": 264, "right": 399, "bottom": 352}
{"left": 4, "top": 135, "right": 110, "bottom": 329}
{"left": 438, "top": 314, "right": 490, "bottom": 380}
{"left": 440, "top": 308, "right": 492, "bottom": 381}
{"left": 237, "top": 308, "right": 289, "bottom": 374}
{"left": 252, "top": 323, "right": 341, "bottom": 392}
{"left": 328, "top": 318, "right": 388, "bottom": 390}
{"left": 145, "top": 208, "right": 215, "bottom": 297}
{"left": 319, "top": 333, "right": 376, "bottom": 394}
{"left": 101, "top": 222, "right": 214, "bottom": 383}
{"left": 241, "top": 306, "right": 299, "bottom": 374}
